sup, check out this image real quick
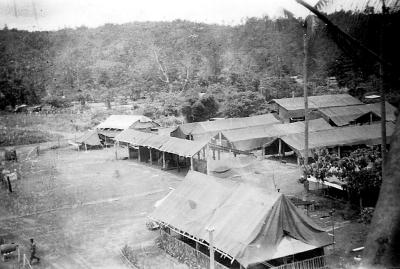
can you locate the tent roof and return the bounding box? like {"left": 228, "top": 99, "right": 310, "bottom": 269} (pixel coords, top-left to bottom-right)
{"left": 319, "top": 102, "right": 397, "bottom": 126}
{"left": 96, "top": 115, "right": 153, "bottom": 130}
{"left": 150, "top": 171, "right": 331, "bottom": 267}
{"left": 115, "top": 129, "right": 208, "bottom": 157}
{"left": 271, "top": 94, "right": 363, "bottom": 112}
{"left": 218, "top": 118, "right": 333, "bottom": 151}
{"left": 75, "top": 130, "right": 101, "bottom": 146}
{"left": 172, "top": 114, "right": 280, "bottom": 140}
{"left": 267, "top": 123, "right": 395, "bottom": 157}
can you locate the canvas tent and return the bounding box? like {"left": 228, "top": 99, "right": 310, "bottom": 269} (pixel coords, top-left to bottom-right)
{"left": 215, "top": 118, "right": 333, "bottom": 152}
{"left": 151, "top": 171, "right": 332, "bottom": 268}
{"left": 264, "top": 122, "right": 395, "bottom": 159}
{"left": 318, "top": 102, "right": 397, "bottom": 126}
{"left": 271, "top": 94, "right": 363, "bottom": 122}
{"left": 171, "top": 114, "right": 281, "bottom": 141}
{"left": 75, "top": 129, "right": 102, "bottom": 149}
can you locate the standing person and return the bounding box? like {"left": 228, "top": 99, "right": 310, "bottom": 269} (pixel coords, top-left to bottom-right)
{"left": 29, "top": 238, "right": 40, "bottom": 264}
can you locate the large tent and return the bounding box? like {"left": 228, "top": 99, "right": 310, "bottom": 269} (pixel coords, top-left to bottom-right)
{"left": 151, "top": 171, "right": 332, "bottom": 268}
{"left": 264, "top": 122, "right": 395, "bottom": 158}
{"left": 170, "top": 114, "right": 281, "bottom": 141}
{"left": 215, "top": 118, "right": 333, "bottom": 152}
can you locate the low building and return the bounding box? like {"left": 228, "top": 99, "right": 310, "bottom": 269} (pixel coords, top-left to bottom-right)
{"left": 171, "top": 114, "right": 281, "bottom": 141}
{"left": 96, "top": 115, "right": 159, "bottom": 144}
{"left": 270, "top": 94, "right": 363, "bottom": 123}
{"left": 151, "top": 171, "right": 332, "bottom": 269}
{"left": 263, "top": 122, "right": 395, "bottom": 163}
{"left": 115, "top": 129, "right": 209, "bottom": 173}
{"left": 211, "top": 118, "right": 333, "bottom": 153}
{"left": 318, "top": 102, "right": 397, "bottom": 127}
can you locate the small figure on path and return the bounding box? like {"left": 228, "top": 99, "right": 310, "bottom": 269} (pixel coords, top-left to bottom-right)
{"left": 29, "top": 238, "right": 40, "bottom": 264}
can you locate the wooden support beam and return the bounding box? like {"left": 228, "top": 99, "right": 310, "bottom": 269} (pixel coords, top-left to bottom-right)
{"left": 149, "top": 148, "right": 153, "bottom": 165}
{"left": 278, "top": 139, "right": 282, "bottom": 157}
{"left": 138, "top": 147, "right": 141, "bottom": 162}
{"left": 162, "top": 151, "right": 166, "bottom": 169}
{"left": 212, "top": 149, "right": 215, "bottom": 160}
{"left": 217, "top": 149, "right": 220, "bottom": 160}
{"left": 190, "top": 157, "right": 194, "bottom": 170}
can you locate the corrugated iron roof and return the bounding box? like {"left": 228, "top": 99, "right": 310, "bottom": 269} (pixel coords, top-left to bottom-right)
{"left": 319, "top": 102, "right": 397, "bottom": 126}
{"left": 315, "top": 0, "right": 400, "bottom": 14}
{"left": 115, "top": 129, "right": 208, "bottom": 157}
{"left": 96, "top": 115, "right": 153, "bottom": 130}
{"left": 150, "top": 171, "right": 331, "bottom": 267}
{"left": 268, "top": 123, "right": 395, "bottom": 157}
{"left": 272, "top": 94, "right": 363, "bottom": 111}
{"left": 218, "top": 118, "right": 333, "bottom": 151}
{"left": 171, "top": 114, "right": 281, "bottom": 140}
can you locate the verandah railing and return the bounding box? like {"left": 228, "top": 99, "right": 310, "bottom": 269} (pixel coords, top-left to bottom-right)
{"left": 270, "top": 255, "right": 328, "bottom": 269}
{"left": 158, "top": 229, "right": 230, "bottom": 269}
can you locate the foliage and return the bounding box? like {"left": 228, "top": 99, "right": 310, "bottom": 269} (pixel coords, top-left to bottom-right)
{"left": 305, "top": 147, "right": 382, "bottom": 195}
{"left": 360, "top": 207, "right": 374, "bottom": 224}
{"left": 181, "top": 93, "right": 219, "bottom": 122}
{"left": 223, "top": 91, "right": 269, "bottom": 117}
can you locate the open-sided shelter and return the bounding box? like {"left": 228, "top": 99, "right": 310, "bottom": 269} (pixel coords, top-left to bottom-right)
{"left": 318, "top": 102, "right": 397, "bottom": 126}
{"left": 115, "top": 129, "right": 209, "bottom": 173}
{"left": 213, "top": 118, "right": 333, "bottom": 152}
{"left": 96, "top": 115, "right": 159, "bottom": 144}
{"left": 170, "top": 114, "right": 281, "bottom": 141}
{"left": 263, "top": 122, "right": 395, "bottom": 162}
{"left": 271, "top": 94, "right": 363, "bottom": 123}
{"left": 151, "top": 171, "right": 332, "bottom": 268}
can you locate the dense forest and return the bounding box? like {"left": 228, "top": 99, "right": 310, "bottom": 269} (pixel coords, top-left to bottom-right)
{"left": 1, "top": 9, "right": 399, "bottom": 120}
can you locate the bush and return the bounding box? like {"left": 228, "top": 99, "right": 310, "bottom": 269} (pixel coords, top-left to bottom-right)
{"left": 43, "top": 96, "right": 71, "bottom": 108}
{"left": 360, "top": 207, "right": 374, "bottom": 224}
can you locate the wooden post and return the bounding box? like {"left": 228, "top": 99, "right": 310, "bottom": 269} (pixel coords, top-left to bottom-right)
{"left": 202, "top": 147, "right": 206, "bottom": 159}
{"left": 278, "top": 139, "right": 282, "bottom": 157}
{"left": 337, "top": 146, "right": 341, "bottom": 158}
{"left": 149, "top": 148, "right": 153, "bottom": 165}
{"left": 197, "top": 152, "right": 200, "bottom": 161}
{"left": 217, "top": 149, "right": 220, "bottom": 160}
{"left": 195, "top": 241, "right": 199, "bottom": 251}
{"left": 303, "top": 27, "right": 309, "bottom": 172}
{"left": 85, "top": 143, "right": 87, "bottom": 152}
{"left": 212, "top": 149, "right": 215, "bottom": 160}
{"left": 176, "top": 155, "right": 180, "bottom": 172}
{"left": 162, "top": 151, "right": 166, "bottom": 169}
{"left": 261, "top": 146, "right": 265, "bottom": 158}
{"left": 207, "top": 227, "right": 215, "bottom": 269}
{"left": 138, "top": 146, "right": 141, "bottom": 162}
{"left": 23, "top": 254, "right": 26, "bottom": 267}
{"left": 218, "top": 132, "right": 222, "bottom": 145}
{"left": 190, "top": 157, "right": 194, "bottom": 170}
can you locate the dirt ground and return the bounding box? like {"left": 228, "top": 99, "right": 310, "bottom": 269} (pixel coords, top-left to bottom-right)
{"left": 0, "top": 146, "right": 186, "bottom": 269}
{"left": 0, "top": 145, "right": 369, "bottom": 269}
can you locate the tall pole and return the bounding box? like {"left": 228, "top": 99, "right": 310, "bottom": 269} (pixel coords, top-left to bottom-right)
{"left": 303, "top": 29, "right": 309, "bottom": 170}
{"left": 207, "top": 227, "right": 215, "bottom": 269}
{"left": 380, "top": 0, "right": 388, "bottom": 173}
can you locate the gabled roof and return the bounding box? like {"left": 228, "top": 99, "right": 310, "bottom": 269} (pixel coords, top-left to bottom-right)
{"left": 218, "top": 118, "right": 333, "bottom": 151}
{"left": 171, "top": 114, "right": 281, "bottom": 140}
{"left": 96, "top": 115, "right": 153, "bottom": 130}
{"left": 319, "top": 102, "right": 397, "bottom": 126}
{"left": 150, "top": 171, "right": 331, "bottom": 267}
{"left": 265, "top": 123, "right": 395, "bottom": 157}
{"left": 271, "top": 94, "right": 363, "bottom": 111}
{"left": 75, "top": 130, "right": 101, "bottom": 146}
{"left": 115, "top": 129, "right": 208, "bottom": 157}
